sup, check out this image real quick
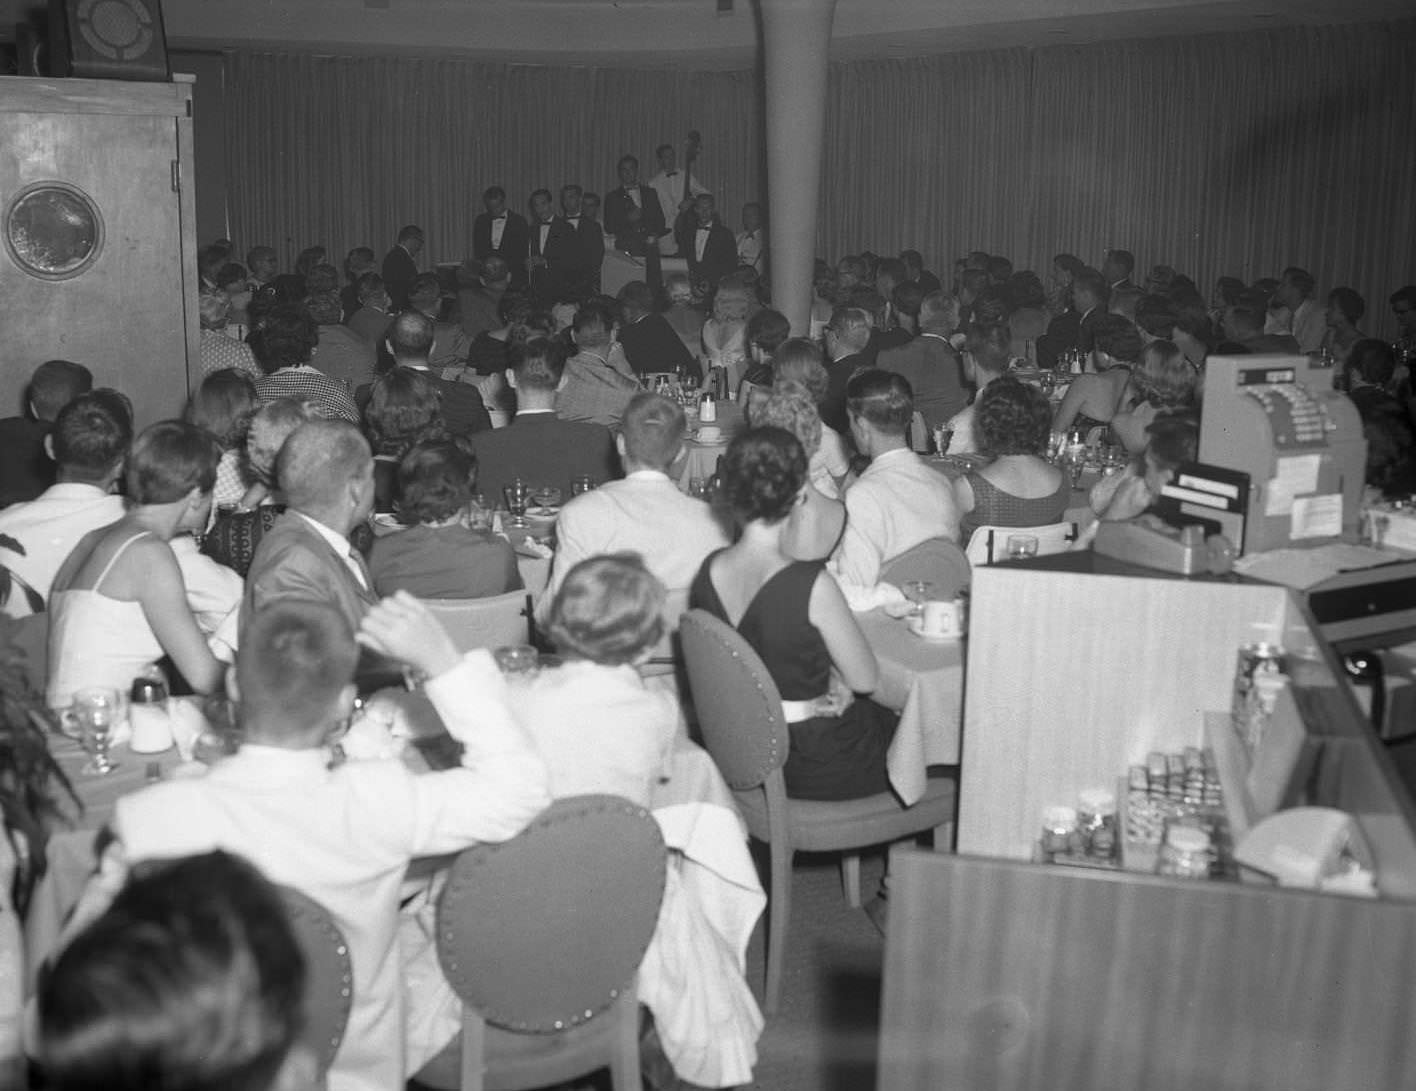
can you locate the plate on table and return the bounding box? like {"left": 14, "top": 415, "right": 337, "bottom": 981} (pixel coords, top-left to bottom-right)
{"left": 691, "top": 428, "right": 728, "bottom": 446}
{"left": 906, "top": 616, "right": 962, "bottom": 643}
{"left": 525, "top": 505, "right": 560, "bottom": 519}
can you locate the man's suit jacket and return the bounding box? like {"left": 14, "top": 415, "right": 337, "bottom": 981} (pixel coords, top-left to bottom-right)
{"left": 564, "top": 217, "right": 605, "bottom": 295}
{"left": 821, "top": 351, "right": 871, "bottom": 435}
{"left": 617, "top": 312, "right": 697, "bottom": 378}
{"left": 468, "top": 412, "right": 619, "bottom": 501}
{"left": 528, "top": 217, "right": 579, "bottom": 302}
{"left": 877, "top": 334, "right": 970, "bottom": 431}
{"left": 381, "top": 245, "right": 419, "bottom": 310}
{"left": 1075, "top": 307, "right": 1105, "bottom": 354}
{"left": 676, "top": 218, "right": 737, "bottom": 288}
{"left": 603, "top": 185, "right": 665, "bottom": 242}
{"left": 406, "top": 365, "right": 491, "bottom": 437}
{"left": 472, "top": 212, "right": 530, "bottom": 289}
{"left": 243, "top": 511, "right": 379, "bottom": 638}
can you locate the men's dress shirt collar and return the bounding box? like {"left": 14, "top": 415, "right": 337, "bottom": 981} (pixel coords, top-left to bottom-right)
{"left": 516, "top": 408, "right": 556, "bottom": 417}
{"left": 41, "top": 482, "right": 112, "bottom": 501}
{"left": 566, "top": 216, "right": 580, "bottom": 226}
{"left": 866, "top": 447, "right": 916, "bottom": 472}
{"left": 625, "top": 469, "right": 671, "bottom": 483}
{"left": 294, "top": 510, "right": 367, "bottom": 589}
{"left": 576, "top": 348, "right": 612, "bottom": 369}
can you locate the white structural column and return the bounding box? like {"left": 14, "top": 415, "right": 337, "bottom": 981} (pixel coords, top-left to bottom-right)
{"left": 760, "top": 0, "right": 838, "bottom": 335}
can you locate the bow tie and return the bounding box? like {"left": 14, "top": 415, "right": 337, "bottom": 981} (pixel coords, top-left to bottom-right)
{"left": 492, "top": 213, "right": 506, "bottom": 219}
{"left": 666, "top": 170, "right": 679, "bottom": 177}
{"left": 566, "top": 217, "right": 580, "bottom": 225}
{"left": 697, "top": 225, "right": 711, "bottom": 232}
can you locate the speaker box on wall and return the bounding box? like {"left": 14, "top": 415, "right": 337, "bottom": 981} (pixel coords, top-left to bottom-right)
{"left": 48, "top": 0, "right": 169, "bottom": 81}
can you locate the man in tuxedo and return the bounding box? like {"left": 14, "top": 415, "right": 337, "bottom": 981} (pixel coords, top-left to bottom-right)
{"left": 243, "top": 419, "right": 380, "bottom": 637}
{"left": 821, "top": 305, "right": 874, "bottom": 435}
{"left": 603, "top": 155, "right": 667, "bottom": 255}
{"left": 526, "top": 188, "right": 577, "bottom": 304}
{"left": 1072, "top": 270, "right": 1111, "bottom": 354}
{"left": 381, "top": 225, "right": 424, "bottom": 311}
{"left": 469, "top": 337, "right": 618, "bottom": 501}
{"left": 472, "top": 186, "right": 529, "bottom": 291}
{"left": 559, "top": 184, "right": 605, "bottom": 298}
{"left": 676, "top": 194, "right": 737, "bottom": 292}
{"left": 385, "top": 311, "right": 491, "bottom": 437}
{"left": 648, "top": 143, "right": 709, "bottom": 257}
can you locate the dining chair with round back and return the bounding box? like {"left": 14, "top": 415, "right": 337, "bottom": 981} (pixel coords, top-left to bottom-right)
{"left": 964, "top": 520, "right": 1079, "bottom": 566}
{"left": 275, "top": 885, "right": 354, "bottom": 1080}
{"left": 678, "top": 608, "right": 957, "bottom": 1014}
{"left": 413, "top": 794, "right": 667, "bottom": 1091}
{"left": 420, "top": 592, "right": 533, "bottom": 653}
{"left": 878, "top": 538, "right": 972, "bottom": 600}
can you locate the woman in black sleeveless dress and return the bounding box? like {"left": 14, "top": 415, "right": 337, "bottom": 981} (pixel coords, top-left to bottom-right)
{"left": 689, "top": 426, "right": 896, "bottom": 801}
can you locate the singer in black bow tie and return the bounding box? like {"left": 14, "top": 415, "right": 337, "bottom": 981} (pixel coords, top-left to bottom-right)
{"left": 472, "top": 184, "right": 530, "bottom": 291}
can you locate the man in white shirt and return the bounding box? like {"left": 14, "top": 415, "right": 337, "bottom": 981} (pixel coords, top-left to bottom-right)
{"left": 0, "top": 391, "right": 128, "bottom": 619}
{"left": 543, "top": 392, "right": 730, "bottom": 655}
{"left": 1268, "top": 266, "right": 1326, "bottom": 353}
{"left": 66, "top": 595, "right": 551, "bottom": 1091}
{"left": 648, "top": 142, "right": 708, "bottom": 257}
{"left": 735, "top": 201, "right": 766, "bottom": 274}
{"left": 831, "top": 369, "right": 960, "bottom": 595}
{"left": 944, "top": 322, "right": 1010, "bottom": 455}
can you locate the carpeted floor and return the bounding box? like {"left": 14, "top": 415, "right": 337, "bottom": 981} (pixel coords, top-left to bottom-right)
{"left": 742, "top": 850, "right": 890, "bottom": 1091}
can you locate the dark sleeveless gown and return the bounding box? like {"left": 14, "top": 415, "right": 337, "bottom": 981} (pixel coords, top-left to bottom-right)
{"left": 689, "top": 554, "right": 897, "bottom": 801}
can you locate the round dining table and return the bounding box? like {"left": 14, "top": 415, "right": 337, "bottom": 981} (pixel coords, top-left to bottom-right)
{"left": 677, "top": 400, "right": 743, "bottom": 491}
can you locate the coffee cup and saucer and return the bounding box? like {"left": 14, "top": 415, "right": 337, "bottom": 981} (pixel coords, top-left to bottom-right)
{"left": 907, "top": 599, "right": 965, "bottom": 641}
{"left": 694, "top": 425, "right": 724, "bottom": 444}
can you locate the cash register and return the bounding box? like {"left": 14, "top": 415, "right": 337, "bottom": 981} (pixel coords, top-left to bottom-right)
{"left": 1199, "top": 354, "right": 1366, "bottom": 554}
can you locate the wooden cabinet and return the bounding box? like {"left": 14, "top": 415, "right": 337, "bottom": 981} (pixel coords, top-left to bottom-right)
{"left": 0, "top": 75, "right": 197, "bottom": 428}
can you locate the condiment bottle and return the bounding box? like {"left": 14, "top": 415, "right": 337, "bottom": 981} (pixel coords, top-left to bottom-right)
{"left": 1040, "top": 805, "right": 1079, "bottom": 860}
{"left": 1077, "top": 788, "right": 1117, "bottom": 860}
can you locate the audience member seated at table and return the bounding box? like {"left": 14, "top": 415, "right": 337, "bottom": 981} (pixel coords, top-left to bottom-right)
{"left": 385, "top": 311, "right": 492, "bottom": 438}
{"left": 1219, "top": 302, "right": 1300, "bottom": 355}
{"left": 1321, "top": 286, "right": 1366, "bottom": 366}
{"left": 311, "top": 285, "right": 377, "bottom": 391}
{"left": 368, "top": 440, "right": 521, "bottom": 600}
{"left": 465, "top": 291, "right": 540, "bottom": 377}
{"left": 955, "top": 377, "right": 1070, "bottom": 543}
{"left": 749, "top": 384, "right": 846, "bottom": 561}
{"left": 62, "top": 595, "right": 550, "bottom": 1091}
{"left": 618, "top": 280, "right": 698, "bottom": 380}
{"left": 0, "top": 359, "right": 93, "bottom": 510}
{"left": 1051, "top": 312, "right": 1141, "bottom": 440}
{"left": 197, "top": 291, "right": 260, "bottom": 379}
{"left": 455, "top": 255, "right": 510, "bottom": 341}
{"left": 243, "top": 420, "right": 381, "bottom": 637}
{"left": 184, "top": 367, "right": 259, "bottom": 516}
{"left": 38, "top": 851, "right": 317, "bottom": 1091}
{"left": 0, "top": 390, "right": 128, "bottom": 619}
{"left": 736, "top": 307, "right": 792, "bottom": 408}
{"left": 557, "top": 298, "right": 641, "bottom": 430}
{"left": 943, "top": 322, "right": 1011, "bottom": 455}
{"left": 543, "top": 392, "right": 729, "bottom": 652}
{"left": 702, "top": 280, "right": 754, "bottom": 393}
{"left": 663, "top": 272, "right": 706, "bottom": 360}
{"left": 47, "top": 421, "right": 227, "bottom": 710}
{"left": 523, "top": 553, "right": 678, "bottom": 802}
{"left": 1084, "top": 411, "right": 1201, "bottom": 535}
{"left": 1109, "top": 340, "right": 1200, "bottom": 455}
{"left": 469, "top": 336, "right": 618, "bottom": 501}
{"left": 363, "top": 367, "right": 446, "bottom": 516}
{"left": 875, "top": 296, "right": 970, "bottom": 436}
{"left": 772, "top": 340, "right": 852, "bottom": 493}
{"left": 690, "top": 426, "right": 896, "bottom": 800}
{"left": 251, "top": 303, "right": 359, "bottom": 424}
{"left": 347, "top": 272, "right": 394, "bottom": 346}
{"left": 202, "top": 397, "right": 318, "bottom": 578}
{"left": 830, "top": 369, "right": 960, "bottom": 596}
{"left": 1006, "top": 271, "right": 1050, "bottom": 359}
{"left": 820, "top": 305, "right": 873, "bottom": 434}
{"left": 1343, "top": 339, "right": 1416, "bottom": 497}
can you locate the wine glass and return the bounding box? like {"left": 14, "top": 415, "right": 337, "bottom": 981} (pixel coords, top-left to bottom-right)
{"left": 903, "top": 580, "right": 934, "bottom": 617}
{"left": 493, "top": 644, "right": 540, "bottom": 681}
{"left": 571, "top": 475, "right": 596, "bottom": 497}
{"left": 502, "top": 480, "right": 530, "bottom": 527}
{"left": 73, "top": 686, "right": 119, "bottom": 775}
{"left": 531, "top": 486, "right": 563, "bottom": 512}
{"left": 1006, "top": 534, "right": 1039, "bottom": 561}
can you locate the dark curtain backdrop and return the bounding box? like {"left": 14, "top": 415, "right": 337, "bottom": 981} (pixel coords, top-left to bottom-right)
{"left": 222, "top": 19, "right": 1415, "bottom": 338}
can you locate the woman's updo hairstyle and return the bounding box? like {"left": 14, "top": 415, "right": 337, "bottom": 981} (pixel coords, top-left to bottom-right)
{"left": 548, "top": 552, "right": 666, "bottom": 666}
{"left": 721, "top": 426, "right": 806, "bottom": 526}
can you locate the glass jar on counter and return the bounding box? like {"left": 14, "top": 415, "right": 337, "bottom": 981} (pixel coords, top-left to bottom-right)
{"left": 1077, "top": 788, "right": 1118, "bottom": 860}
{"left": 1040, "top": 805, "right": 1081, "bottom": 860}
{"left": 1156, "top": 824, "right": 1214, "bottom": 879}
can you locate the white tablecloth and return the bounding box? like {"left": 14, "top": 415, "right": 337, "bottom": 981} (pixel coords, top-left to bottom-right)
{"left": 854, "top": 608, "right": 965, "bottom": 806}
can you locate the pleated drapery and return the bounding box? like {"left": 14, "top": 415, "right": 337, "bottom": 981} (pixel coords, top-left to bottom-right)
{"left": 222, "top": 20, "right": 1416, "bottom": 338}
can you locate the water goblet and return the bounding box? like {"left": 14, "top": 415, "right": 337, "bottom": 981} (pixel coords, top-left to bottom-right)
{"left": 1006, "top": 534, "right": 1039, "bottom": 561}
{"left": 903, "top": 580, "right": 934, "bottom": 617}
{"left": 73, "top": 686, "right": 119, "bottom": 775}
{"left": 503, "top": 480, "right": 530, "bottom": 527}
{"left": 467, "top": 492, "right": 493, "bottom": 532}
{"left": 688, "top": 476, "right": 708, "bottom": 500}
{"left": 571, "top": 475, "right": 596, "bottom": 497}
{"left": 531, "top": 486, "right": 563, "bottom": 512}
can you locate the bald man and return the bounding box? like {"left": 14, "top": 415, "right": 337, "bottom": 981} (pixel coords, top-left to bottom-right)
{"left": 242, "top": 419, "right": 379, "bottom": 636}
